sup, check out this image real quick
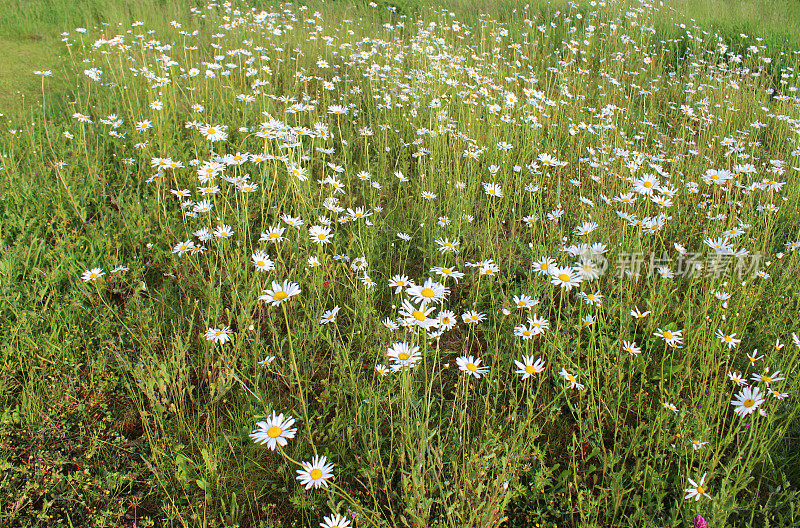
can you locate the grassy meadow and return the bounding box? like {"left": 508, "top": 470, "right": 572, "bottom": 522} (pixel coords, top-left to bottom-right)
{"left": 2, "top": 0, "right": 800, "bottom": 527}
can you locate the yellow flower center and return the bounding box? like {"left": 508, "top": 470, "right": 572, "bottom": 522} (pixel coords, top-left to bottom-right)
{"left": 269, "top": 233, "right": 279, "bottom": 239}
{"left": 267, "top": 426, "right": 282, "bottom": 438}
{"left": 257, "top": 260, "right": 266, "bottom": 267}
{"left": 318, "top": 234, "right": 327, "bottom": 240}
{"left": 442, "top": 268, "right": 452, "bottom": 274}
{"left": 663, "top": 331, "right": 673, "bottom": 340}
{"left": 309, "top": 469, "right": 323, "bottom": 480}
{"left": 697, "top": 485, "right": 705, "bottom": 494}
{"left": 466, "top": 363, "right": 477, "bottom": 371}
{"left": 522, "top": 330, "right": 532, "bottom": 336}
{"left": 207, "top": 128, "right": 216, "bottom": 135}
{"left": 412, "top": 310, "right": 426, "bottom": 321}
{"left": 761, "top": 376, "right": 772, "bottom": 382}
{"left": 421, "top": 287, "right": 435, "bottom": 298}
{"left": 568, "top": 374, "right": 576, "bottom": 382}
{"left": 273, "top": 291, "right": 288, "bottom": 301}
{"left": 525, "top": 365, "right": 535, "bottom": 374}
{"left": 518, "top": 301, "right": 525, "bottom": 306}
{"left": 558, "top": 273, "right": 570, "bottom": 282}
{"left": 644, "top": 181, "right": 653, "bottom": 188}
{"left": 398, "top": 352, "right": 410, "bottom": 361}
{"left": 743, "top": 398, "right": 755, "bottom": 408}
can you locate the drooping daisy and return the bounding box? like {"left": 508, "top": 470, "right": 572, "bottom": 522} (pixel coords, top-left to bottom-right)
{"left": 361, "top": 274, "right": 376, "bottom": 290}
{"left": 514, "top": 321, "right": 540, "bottom": 340}
{"left": 461, "top": 310, "right": 486, "bottom": 324}
{"left": 767, "top": 388, "right": 789, "bottom": 400}
{"left": 653, "top": 328, "right": 683, "bottom": 347}
{"left": 559, "top": 367, "right": 584, "bottom": 390}
{"left": 622, "top": 340, "right": 641, "bottom": 356}
{"left": 81, "top": 267, "right": 105, "bottom": 282}
{"left": 320, "top": 513, "right": 351, "bottom": 528}
{"left": 456, "top": 355, "right": 488, "bottom": 379}
{"left": 250, "top": 411, "right": 297, "bottom": 450}
{"left": 172, "top": 240, "right": 195, "bottom": 256}
{"left": 683, "top": 473, "right": 712, "bottom": 501}
{"left": 578, "top": 291, "right": 603, "bottom": 306}
{"left": 259, "top": 281, "right": 301, "bottom": 306}
{"left": 398, "top": 299, "right": 438, "bottom": 330}
{"left": 715, "top": 329, "right": 741, "bottom": 349}
{"left": 514, "top": 356, "right": 545, "bottom": 380}
{"left": 296, "top": 455, "right": 335, "bottom": 490}
{"left": 435, "top": 237, "right": 460, "bottom": 254}
{"left": 478, "top": 260, "right": 500, "bottom": 277}
{"left": 204, "top": 326, "right": 233, "bottom": 344}
{"left": 483, "top": 182, "right": 503, "bottom": 197}
{"left": 747, "top": 351, "right": 764, "bottom": 365}
{"left": 731, "top": 386, "right": 766, "bottom": 416}
{"left": 431, "top": 266, "right": 465, "bottom": 283}
{"left": 320, "top": 306, "right": 341, "bottom": 325}
{"left": 727, "top": 372, "right": 747, "bottom": 386}
{"left": 528, "top": 314, "right": 549, "bottom": 333}
{"left": 281, "top": 214, "right": 304, "bottom": 229}
{"left": 199, "top": 123, "right": 228, "bottom": 142}
{"left": 260, "top": 226, "right": 286, "bottom": 243}
{"left": 387, "top": 342, "right": 421, "bottom": 371}
{"left": 750, "top": 371, "right": 785, "bottom": 385}
{"left": 214, "top": 224, "right": 234, "bottom": 238}
{"left": 512, "top": 294, "right": 538, "bottom": 309}
{"left": 258, "top": 356, "right": 276, "bottom": 367}
{"left": 388, "top": 274, "right": 414, "bottom": 294}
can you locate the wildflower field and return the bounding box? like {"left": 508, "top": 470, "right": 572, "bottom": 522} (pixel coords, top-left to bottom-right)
{"left": 2, "top": 0, "right": 800, "bottom": 526}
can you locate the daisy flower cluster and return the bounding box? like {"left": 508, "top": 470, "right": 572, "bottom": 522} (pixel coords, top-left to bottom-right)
{"left": 50, "top": 0, "right": 800, "bottom": 525}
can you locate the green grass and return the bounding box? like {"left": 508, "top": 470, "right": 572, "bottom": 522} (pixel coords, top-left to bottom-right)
{"left": 1, "top": 0, "right": 800, "bottom": 527}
